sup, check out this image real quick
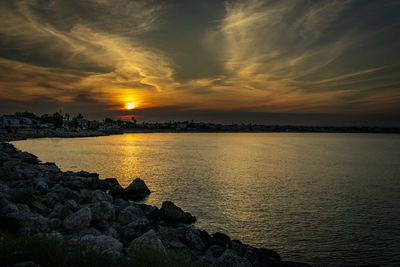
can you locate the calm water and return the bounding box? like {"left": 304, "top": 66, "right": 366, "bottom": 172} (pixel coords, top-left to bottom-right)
{"left": 12, "top": 133, "right": 400, "bottom": 265}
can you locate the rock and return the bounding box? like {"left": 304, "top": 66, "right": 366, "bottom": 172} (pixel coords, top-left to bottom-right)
{"left": 229, "top": 239, "right": 282, "bottom": 266}
{"left": 80, "top": 189, "right": 112, "bottom": 203}
{"left": 36, "top": 163, "right": 60, "bottom": 174}
{"left": 157, "top": 226, "right": 188, "bottom": 250}
{"left": 64, "top": 200, "right": 80, "bottom": 212}
{"left": 128, "top": 229, "right": 165, "bottom": 254}
{"left": 63, "top": 207, "right": 92, "bottom": 232}
{"left": 12, "top": 261, "right": 41, "bottom": 267}
{"left": 113, "top": 198, "right": 130, "bottom": 209}
{"left": 124, "top": 178, "right": 150, "bottom": 200}
{"left": 51, "top": 184, "right": 65, "bottom": 193}
{"left": 13, "top": 151, "right": 39, "bottom": 164}
{"left": 278, "top": 262, "right": 312, "bottom": 267}
{"left": 44, "top": 192, "right": 60, "bottom": 208}
{"left": 31, "top": 201, "right": 49, "bottom": 216}
{"left": 99, "top": 178, "right": 120, "bottom": 191}
{"left": 49, "top": 204, "right": 72, "bottom": 220}
{"left": 90, "top": 201, "right": 115, "bottom": 222}
{"left": 217, "top": 249, "right": 252, "bottom": 267}
{"left": 34, "top": 180, "right": 49, "bottom": 194}
{"left": 205, "top": 244, "right": 225, "bottom": 258}
{"left": 213, "top": 232, "right": 231, "bottom": 248}
{"left": 119, "top": 218, "right": 152, "bottom": 245}
{"left": 160, "top": 201, "right": 196, "bottom": 224}
{"left": 203, "top": 244, "right": 225, "bottom": 264}
{"left": 185, "top": 227, "right": 213, "bottom": 253}
{"left": 76, "top": 171, "right": 99, "bottom": 178}
{"left": 59, "top": 189, "right": 81, "bottom": 203}
{"left": 2, "top": 204, "right": 51, "bottom": 234}
{"left": 81, "top": 234, "right": 123, "bottom": 258}
{"left": 118, "top": 205, "right": 146, "bottom": 225}
{"left": 103, "top": 226, "right": 120, "bottom": 240}
{"left": 140, "top": 204, "right": 161, "bottom": 221}
{"left": 108, "top": 184, "right": 125, "bottom": 199}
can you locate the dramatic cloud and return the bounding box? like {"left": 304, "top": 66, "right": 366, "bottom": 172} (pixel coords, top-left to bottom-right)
{"left": 0, "top": 0, "right": 399, "bottom": 125}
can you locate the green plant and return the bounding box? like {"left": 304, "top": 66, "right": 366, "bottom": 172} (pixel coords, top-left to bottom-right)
{"left": 0, "top": 233, "right": 113, "bottom": 267}
{"left": 128, "top": 246, "right": 207, "bottom": 267}
{"left": 9, "top": 189, "right": 40, "bottom": 208}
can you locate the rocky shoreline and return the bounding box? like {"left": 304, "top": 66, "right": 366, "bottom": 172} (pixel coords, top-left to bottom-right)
{"left": 0, "top": 142, "right": 313, "bottom": 266}
{"left": 0, "top": 131, "right": 110, "bottom": 142}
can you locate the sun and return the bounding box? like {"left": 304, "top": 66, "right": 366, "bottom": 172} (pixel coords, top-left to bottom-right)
{"left": 126, "top": 102, "right": 135, "bottom": 109}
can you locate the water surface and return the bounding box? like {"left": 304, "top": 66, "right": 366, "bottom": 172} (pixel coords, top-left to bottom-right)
{"left": 12, "top": 133, "right": 400, "bottom": 265}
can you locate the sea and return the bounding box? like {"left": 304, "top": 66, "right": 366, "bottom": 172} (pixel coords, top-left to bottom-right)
{"left": 12, "top": 133, "right": 400, "bottom": 266}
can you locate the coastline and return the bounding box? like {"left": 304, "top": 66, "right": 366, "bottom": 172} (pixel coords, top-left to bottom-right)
{"left": 0, "top": 142, "right": 312, "bottom": 267}
{"left": 2, "top": 126, "right": 399, "bottom": 143}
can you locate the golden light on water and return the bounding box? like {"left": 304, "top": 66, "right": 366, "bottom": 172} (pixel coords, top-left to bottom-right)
{"left": 126, "top": 102, "right": 135, "bottom": 110}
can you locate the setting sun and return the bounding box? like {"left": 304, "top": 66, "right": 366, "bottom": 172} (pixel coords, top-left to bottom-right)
{"left": 126, "top": 102, "right": 135, "bottom": 109}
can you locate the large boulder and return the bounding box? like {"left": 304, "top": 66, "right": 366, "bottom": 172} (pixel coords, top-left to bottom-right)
{"left": 157, "top": 226, "right": 188, "bottom": 250}
{"left": 63, "top": 207, "right": 92, "bottom": 232}
{"left": 90, "top": 201, "right": 115, "bottom": 222}
{"left": 160, "top": 201, "right": 196, "bottom": 224}
{"left": 185, "top": 227, "right": 213, "bottom": 253}
{"left": 81, "top": 234, "right": 123, "bottom": 258}
{"left": 217, "top": 249, "right": 252, "bottom": 267}
{"left": 124, "top": 178, "right": 150, "bottom": 200}
{"left": 118, "top": 205, "right": 146, "bottom": 225}
{"left": 128, "top": 229, "right": 165, "bottom": 254}
{"left": 98, "top": 178, "right": 120, "bottom": 191}
{"left": 118, "top": 216, "right": 152, "bottom": 245}
{"left": 80, "top": 189, "right": 112, "bottom": 203}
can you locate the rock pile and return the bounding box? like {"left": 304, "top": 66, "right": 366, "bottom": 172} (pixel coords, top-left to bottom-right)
{"left": 0, "top": 142, "right": 309, "bottom": 266}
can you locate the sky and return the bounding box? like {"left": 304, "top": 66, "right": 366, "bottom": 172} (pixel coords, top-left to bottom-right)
{"left": 0, "top": 0, "right": 399, "bottom": 126}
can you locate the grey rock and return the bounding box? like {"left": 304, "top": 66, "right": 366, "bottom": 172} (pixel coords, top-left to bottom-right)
{"left": 36, "top": 163, "right": 60, "bottom": 174}
{"left": 118, "top": 205, "right": 146, "bottom": 225}
{"left": 44, "top": 192, "right": 60, "bottom": 208}
{"left": 103, "top": 226, "right": 120, "bottom": 240}
{"left": 90, "top": 201, "right": 115, "bottom": 222}
{"left": 124, "top": 178, "right": 151, "bottom": 200}
{"left": 12, "top": 261, "right": 41, "bottom": 267}
{"left": 109, "top": 184, "right": 125, "bottom": 199}
{"left": 63, "top": 207, "right": 92, "bottom": 232}
{"left": 128, "top": 229, "right": 165, "bottom": 254}
{"left": 185, "top": 227, "right": 212, "bottom": 253}
{"left": 160, "top": 201, "right": 196, "bottom": 224}
{"left": 3, "top": 205, "right": 51, "bottom": 234}
{"left": 204, "top": 244, "right": 225, "bottom": 259}
{"left": 157, "top": 226, "right": 188, "bottom": 250}
{"left": 31, "top": 201, "right": 49, "bottom": 216}
{"left": 213, "top": 232, "right": 231, "bottom": 248}
{"left": 34, "top": 180, "right": 49, "bottom": 194}
{"left": 119, "top": 218, "right": 152, "bottom": 245}
{"left": 99, "top": 178, "right": 120, "bottom": 191}
{"left": 51, "top": 184, "right": 65, "bottom": 193}
{"left": 217, "top": 249, "right": 252, "bottom": 267}
{"left": 76, "top": 171, "right": 99, "bottom": 178}
{"left": 81, "top": 234, "right": 123, "bottom": 258}
{"left": 80, "top": 189, "right": 112, "bottom": 203}
{"left": 59, "top": 189, "right": 81, "bottom": 202}
{"left": 49, "top": 204, "right": 72, "bottom": 220}
{"left": 65, "top": 199, "right": 80, "bottom": 211}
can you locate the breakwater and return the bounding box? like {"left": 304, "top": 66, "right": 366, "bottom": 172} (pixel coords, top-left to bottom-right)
{"left": 0, "top": 142, "right": 312, "bottom": 267}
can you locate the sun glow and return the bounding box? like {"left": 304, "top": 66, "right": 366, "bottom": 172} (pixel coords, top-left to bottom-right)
{"left": 126, "top": 102, "right": 135, "bottom": 109}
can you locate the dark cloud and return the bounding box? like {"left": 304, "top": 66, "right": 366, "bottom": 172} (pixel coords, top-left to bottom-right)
{"left": 0, "top": 0, "right": 399, "bottom": 126}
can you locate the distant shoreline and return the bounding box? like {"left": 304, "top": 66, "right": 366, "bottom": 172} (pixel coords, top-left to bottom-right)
{"left": 1, "top": 127, "right": 400, "bottom": 142}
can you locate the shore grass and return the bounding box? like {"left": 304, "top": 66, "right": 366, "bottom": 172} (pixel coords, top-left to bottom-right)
{"left": 0, "top": 234, "right": 207, "bottom": 267}
{"left": 0, "top": 233, "right": 113, "bottom": 267}
{"left": 9, "top": 189, "right": 40, "bottom": 208}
